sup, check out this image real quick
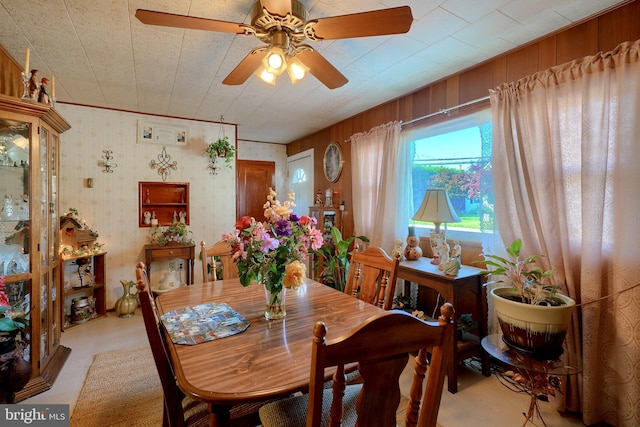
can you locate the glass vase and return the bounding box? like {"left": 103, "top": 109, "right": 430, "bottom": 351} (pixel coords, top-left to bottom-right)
{"left": 264, "top": 285, "right": 286, "bottom": 320}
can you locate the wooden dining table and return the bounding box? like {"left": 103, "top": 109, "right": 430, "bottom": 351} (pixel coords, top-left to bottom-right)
{"left": 155, "top": 278, "right": 385, "bottom": 427}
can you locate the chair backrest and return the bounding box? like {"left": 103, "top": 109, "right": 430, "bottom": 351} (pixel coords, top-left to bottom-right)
{"left": 343, "top": 246, "right": 399, "bottom": 310}
{"left": 139, "top": 287, "right": 187, "bottom": 427}
{"left": 135, "top": 261, "right": 150, "bottom": 294}
{"left": 200, "top": 240, "right": 238, "bottom": 281}
{"left": 307, "top": 304, "right": 454, "bottom": 427}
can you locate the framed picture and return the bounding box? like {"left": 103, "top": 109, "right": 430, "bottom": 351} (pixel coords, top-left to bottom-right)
{"left": 138, "top": 121, "right": 188, "bottom": 147}
{"left": 323, "top": 142, "right": 343, "bottom": 183}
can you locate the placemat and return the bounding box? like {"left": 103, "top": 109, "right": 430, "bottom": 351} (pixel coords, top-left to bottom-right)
{"left": 160, "top": 302, "right": 250, "bottom": 345}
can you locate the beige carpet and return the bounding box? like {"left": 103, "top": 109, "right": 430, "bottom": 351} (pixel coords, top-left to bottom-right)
{"left": 71, "top": 346, "right": 441, "bottom": 427}
{"left": 71, "top": 346, "right": 163, "bottom": 427}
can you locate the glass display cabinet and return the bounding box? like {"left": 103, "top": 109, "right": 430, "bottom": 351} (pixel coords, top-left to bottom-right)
{"left": 0, "top": 94, "right": 71, "bottom": 402}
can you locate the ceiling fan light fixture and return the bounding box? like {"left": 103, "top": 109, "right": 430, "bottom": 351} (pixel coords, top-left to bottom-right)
{"left": 263, "top": 46, "right": 287, "bottom": 76}
{"left": 256, "top": 66, "right": 277, "bottom": 85}
{"left": 286, "top": 56, "right": 309, "bottom": 84}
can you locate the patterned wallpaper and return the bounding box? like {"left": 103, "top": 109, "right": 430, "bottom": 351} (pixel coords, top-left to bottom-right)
{"left": 56, "top": 104, "right": 286, "bottom": 307}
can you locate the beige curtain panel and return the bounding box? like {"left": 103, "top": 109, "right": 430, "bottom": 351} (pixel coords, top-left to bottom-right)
{"left": 490, "top": 39, "right": 640, "bottom": 427}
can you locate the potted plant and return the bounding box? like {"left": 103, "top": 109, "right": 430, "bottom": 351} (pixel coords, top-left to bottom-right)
{"left": 312, "top": 227, "right": 369, "bottom": 292}
{"left": 205, "top": 135, "right": 235, "bottom": 168}
{"left": 0, "top": 276, "right": 29, "bottom": 354}
{"left": 150, "top": 221, "right": 194, "bottom": 246}
{"left": 475, "top": 239, "right": 575, "bottom": 356}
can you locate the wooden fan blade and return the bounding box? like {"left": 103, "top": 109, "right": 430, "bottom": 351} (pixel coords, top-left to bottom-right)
{"left": 308, "top": 6, "right": 413, "bottom": 40}
{"left": 222, "top": 48, "right": 268, "bottom": 85}
{"left": 297, "top": 49, "right": 348, "bottom": 89}
{"left": 135, "top": 9, "right": 246, "bottom": 34}
{"left": 259, "top": 0, "right": 292, "bottom": 17}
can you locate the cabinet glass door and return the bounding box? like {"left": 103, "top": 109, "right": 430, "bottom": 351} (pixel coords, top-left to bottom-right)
{"left": 38, "top": 125, "right": 61, "bottom": 362}
{"left": 0, "top": 118, "right": 31, "bottom": 361}
{"left": 39, "top": 126, "right": 49, "bottom": 362}
{"left": 50, "top": 134, "right": 60, "bottom": 346}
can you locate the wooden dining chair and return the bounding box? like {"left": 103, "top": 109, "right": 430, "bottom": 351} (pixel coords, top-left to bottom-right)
{"left": 137, "top": 264, "right": 264, "bottom": 427}
{"left": 200, "top": 240, "right": 238, "bottom": 281}
{"left": 343, "top": 246, "right": 399, "bottom": 310}
{"left": 259, "top": 304, "right": 455, "bottom": 427}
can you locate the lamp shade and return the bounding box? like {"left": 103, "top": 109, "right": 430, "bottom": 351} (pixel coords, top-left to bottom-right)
{"left": 412, "top": 189, "right": 460, "bottom": 232}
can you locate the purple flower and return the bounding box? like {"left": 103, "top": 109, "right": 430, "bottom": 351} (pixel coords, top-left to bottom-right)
{"left": 274, "top": 219, "right": 292, "bottom": 236}
{"left": 261, "top": 235, "right": 280, "bottom": 252}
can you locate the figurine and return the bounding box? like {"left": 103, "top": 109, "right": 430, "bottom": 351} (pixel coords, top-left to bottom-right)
{"left": 392, "top": 239, "right": 405, "bottom": 261}
{"left": 324, "top": 188, "right": 333, "bottom": 207}
{"left": 443, "top": 256, "right": 460, "bottom": 276}
{"left": 438, "top": 241, "right": 450, "bottom": 271}
{"left": 179, "top": 211, "right": 186, "bottom": 224}
{"left": 28, "top": 69, "right": 40, "bottom": 100}
{"left": 451, "top": 240, "right": 462, "bottom": 259}
{"left": 38, "top": 77, "right": 50, "bottom": 104}
{"left": 143, "top": 211, "right": 151, "bottom": 225}
{"left": 404, "top": 235, "right": 422, "bottom": 260}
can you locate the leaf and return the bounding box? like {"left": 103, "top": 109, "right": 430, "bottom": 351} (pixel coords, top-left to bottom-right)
{"left": 0, "top": 317, "right": 17, "bottom": 332}
{"left": 506, "top": 238, "right": 522, "bottom": 258}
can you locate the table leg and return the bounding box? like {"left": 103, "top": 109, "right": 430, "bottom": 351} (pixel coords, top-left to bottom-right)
{"left": 208, "top": 404, "right": 231, "bottom": 427}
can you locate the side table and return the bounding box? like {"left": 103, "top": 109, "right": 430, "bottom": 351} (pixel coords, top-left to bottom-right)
{"left": 481, "top": 334, "right": 583, "bottom": 427}
{"left": 144, "top": 243, "right": 195, "bottom": 286}
{"left": 398, "top": 257, "right": 490, "bottom": 393}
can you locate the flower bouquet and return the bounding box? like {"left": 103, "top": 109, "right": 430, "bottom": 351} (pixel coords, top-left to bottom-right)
{"left": 223, "top": 189, "right": 323, "bottom": 319}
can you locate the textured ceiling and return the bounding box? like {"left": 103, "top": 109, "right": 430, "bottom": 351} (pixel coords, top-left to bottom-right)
{"left": 0, "top": 0, "right": 627, "bottom": 144}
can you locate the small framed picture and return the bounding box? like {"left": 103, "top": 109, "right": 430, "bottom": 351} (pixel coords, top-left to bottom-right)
{"left": 138, "top": 121, "right": 188, "bottom": 147}
{"left": 323, "top": 142, "right": 343, "bottom": 183}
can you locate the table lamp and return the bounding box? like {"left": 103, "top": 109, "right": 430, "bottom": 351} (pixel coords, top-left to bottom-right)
{"left": 411, "top": 189, "right": 460, "bottom": 264}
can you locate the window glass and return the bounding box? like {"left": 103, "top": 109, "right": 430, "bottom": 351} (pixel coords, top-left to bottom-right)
{"left": 410, "top": 111, "right": 494, "bottom": 241}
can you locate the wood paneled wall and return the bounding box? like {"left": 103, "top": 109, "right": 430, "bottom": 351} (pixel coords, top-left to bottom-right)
{"left": 0, "top": 44, "right": 23, "bottom": 98}
{"left": 287, "top": 0, "right": 640, "bottom": 241}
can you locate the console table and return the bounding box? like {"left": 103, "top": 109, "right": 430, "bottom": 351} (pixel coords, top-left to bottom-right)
{"left": 398, "top": 257, "right": 490, "bottom": 393}
{"left": 144, "top": 243, "right": 195, "bottom": 286}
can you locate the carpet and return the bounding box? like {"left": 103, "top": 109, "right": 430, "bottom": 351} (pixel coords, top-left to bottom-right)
{"left": 71, "top": 346, "right": 163, "bottom": 427}
{"left": 71, "top": 346, "right": 441, "bottom": 426}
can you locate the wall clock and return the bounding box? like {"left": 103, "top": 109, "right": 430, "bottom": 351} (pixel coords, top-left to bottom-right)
{"left": 323, "top": 142, "right": 343, "bottom": 183}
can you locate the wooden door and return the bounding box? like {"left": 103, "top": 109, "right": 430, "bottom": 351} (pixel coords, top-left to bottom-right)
{"left": 236, "top": 160, "right": 275, "bottom": 221}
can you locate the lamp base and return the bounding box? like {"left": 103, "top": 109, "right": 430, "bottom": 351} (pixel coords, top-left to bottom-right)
{"left": 429, "top": 232, "right": 445, "bottom": 264}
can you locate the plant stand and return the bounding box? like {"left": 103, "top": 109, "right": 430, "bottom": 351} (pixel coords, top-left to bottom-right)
{"left": 481, "top": 334, "right": 582, "bottom": 427}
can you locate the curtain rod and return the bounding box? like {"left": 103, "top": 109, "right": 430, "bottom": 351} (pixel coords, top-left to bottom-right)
{"left": 343, "top": 94, "right": 490, "bottom": 143}
{"left": 401, "top": 95, "right": 490, "bottom": 127}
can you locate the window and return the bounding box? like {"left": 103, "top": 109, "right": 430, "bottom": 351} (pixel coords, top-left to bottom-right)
{"left": 410, "top": 111, "right": 494, "bottom": 241}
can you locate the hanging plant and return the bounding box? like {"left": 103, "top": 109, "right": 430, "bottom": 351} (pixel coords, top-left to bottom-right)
{"left": 205, "top": 135, "right": 235, "bottom": 168}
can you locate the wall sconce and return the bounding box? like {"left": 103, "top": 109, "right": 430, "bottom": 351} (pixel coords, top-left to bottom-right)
{"left": 99, "top": 150, "right": 117, "bottom": 173}
{"left": 150, "top": 146, "right": 177, "bottom": 182}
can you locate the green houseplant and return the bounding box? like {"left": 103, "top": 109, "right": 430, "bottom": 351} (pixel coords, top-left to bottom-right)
{"left": 475, "top": 239, "right": 575, "bottom": 355}
{"left": 312, "top": 227, "right": 369, "bottom": 292}
{"left": 150, "top": 221, "right": 193, "bottom": 246}
{"left": 205, "top": 136, "right": 235, "bottom": 168}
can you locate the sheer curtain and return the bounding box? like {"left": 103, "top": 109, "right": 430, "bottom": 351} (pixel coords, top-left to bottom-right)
{"left": 350, "top": 121, "right": 410, "bottom": 253}
{"left": 490, "top": 39, "right": 640, "bottom": 426}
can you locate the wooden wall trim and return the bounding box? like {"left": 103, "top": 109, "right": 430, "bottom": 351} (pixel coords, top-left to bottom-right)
{"left": 287, "top": 0, "right": 640, "bottom": 239}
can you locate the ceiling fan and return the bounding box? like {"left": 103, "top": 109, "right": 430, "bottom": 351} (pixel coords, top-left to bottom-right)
{"left": 135, "top": 0, "right": 413, "bottom": 89}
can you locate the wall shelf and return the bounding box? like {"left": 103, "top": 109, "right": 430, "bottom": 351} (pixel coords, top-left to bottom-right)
{"left": 138, "top": 182, "right": 190, "bottom": 227}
